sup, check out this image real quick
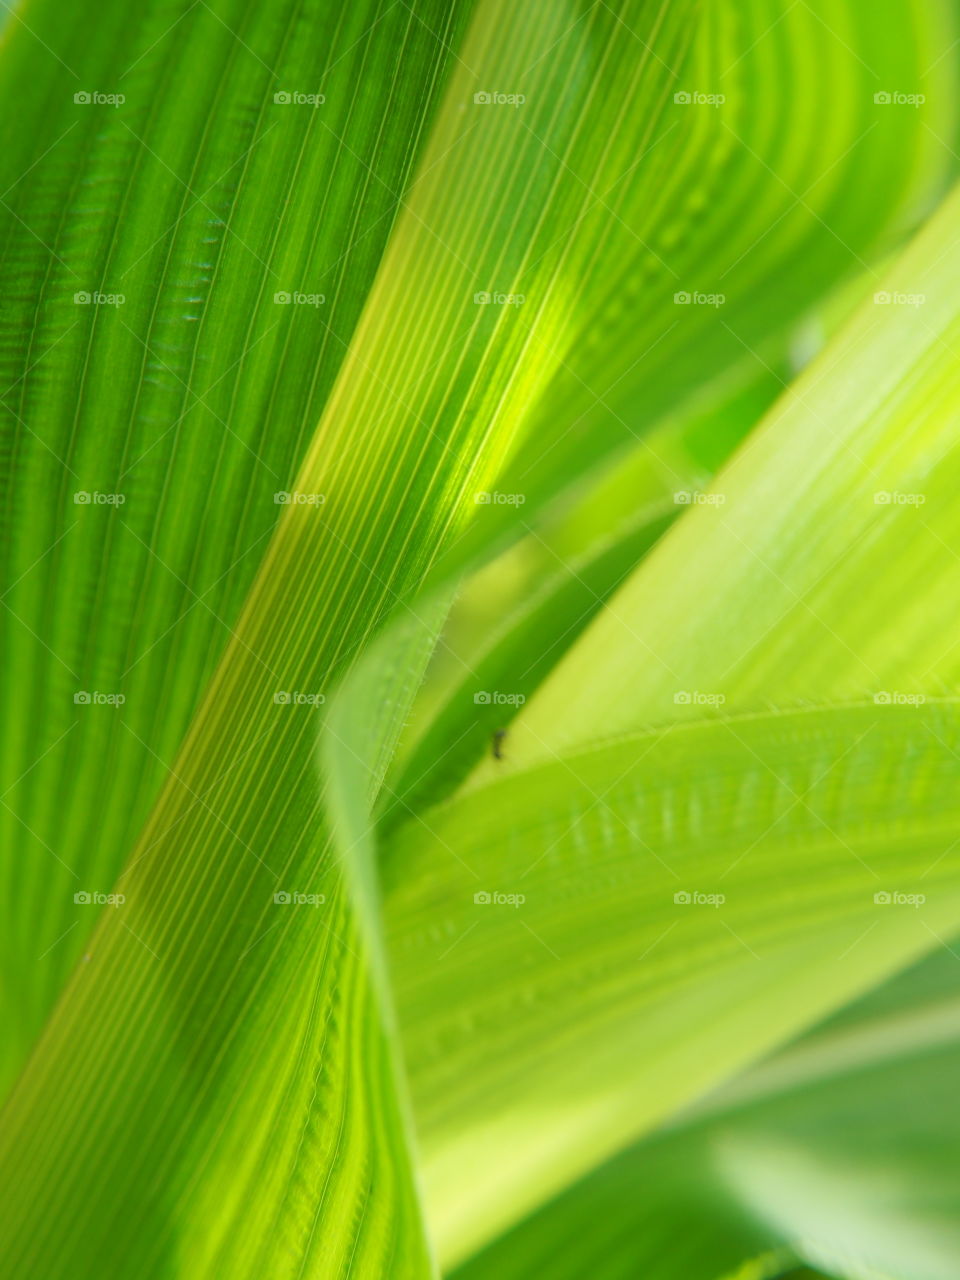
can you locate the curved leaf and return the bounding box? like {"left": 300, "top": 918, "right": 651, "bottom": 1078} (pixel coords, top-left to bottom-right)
{"left": 384, "top": 702, "right": 960, "bottom": 1263}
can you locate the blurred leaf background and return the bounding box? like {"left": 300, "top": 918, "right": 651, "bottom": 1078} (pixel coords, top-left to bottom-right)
{"left": 2, "top": 0, "right": 960, "bottom": 1276}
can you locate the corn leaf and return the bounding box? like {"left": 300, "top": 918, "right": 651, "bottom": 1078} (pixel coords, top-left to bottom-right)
{"left": 2, "top": 0, "right": 960, "bottom": 1276}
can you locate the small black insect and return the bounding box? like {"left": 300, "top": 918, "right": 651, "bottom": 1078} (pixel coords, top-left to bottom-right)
{"left": 492, "top": 728, "right": 507, "bottom": 761}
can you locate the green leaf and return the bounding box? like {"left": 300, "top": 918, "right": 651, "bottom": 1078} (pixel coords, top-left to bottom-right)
{"left": 499, "top": 179, "right": 960, "bottom": 766}
{"left": 390, "top": 356, "right": 784, "bottom": 819}
{"left": 384, "top": 701, "right": 960, "bottom": 1265}
{"left": 449, "top": 1123, "right": 778, "bottom": 1280}
{"left": 464, "top": 0, "right": 960, "bottom": 553}
{"left": 3, "top": 0, "right": 960, "bottom": 1275}
{"left": 416, "top": 176, "right": 960, "bottom": 1263}
{"left": 0, "top": 0, "right": 705, "bottom": 1274}
{"left": 709, "top": 952, "right": 960, "bottom": 1280}
{"left": 0, "top": 0, "right": 474, "bottom": 1086}
{"left": 0, "top": 0, "right": 482, "bottom": 1263}
{"left": 448, "top": 876, "right": 960, "bottom": 1279}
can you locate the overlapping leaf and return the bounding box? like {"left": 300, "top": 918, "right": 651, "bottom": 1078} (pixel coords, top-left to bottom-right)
{"left": 384, "top": 701, "right": 960, "bottom": 1263}
{"left": 3, "top": 0, "right": 960, "bottom": 1276}
{"left": 382, "top": 174, "right": 960, "bottom": 1264}
{"left": 0, "top": 0, "right": 702, "bottom": 1274}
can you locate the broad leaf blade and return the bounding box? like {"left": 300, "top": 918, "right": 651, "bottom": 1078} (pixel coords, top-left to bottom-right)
{"left": 384, "top": 702, "right": 960, "bottom": 1263}
{"left": 0, "top": 0, "right": 702, "bottom": 1274}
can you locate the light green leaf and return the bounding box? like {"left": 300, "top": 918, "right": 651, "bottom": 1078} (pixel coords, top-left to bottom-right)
{"left": 448, "top": 881, "right": 960, "bottom": 1279}
{"left": 469, "top": 0, "right": 960, "bottom": 550}
{"left": 0, "top": 0, "right": 705, "bottom": 1274}
{"left": 3, "top": 0, "right": 959, "bottom": 1276}
{"left": 384, "top": 701, "right": 960, "bottom": 1264}
{"left": 449, "top": 1122, "right": 778, "bottom": 1280}
{"left": 390, "top": 356, "right": 784, "bottom": 818}
{"left": 500, "top": 179, "right": 960, "bottom": 766}
{"left": 0, "top": 0, "right": 474, "bottom": 1086}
